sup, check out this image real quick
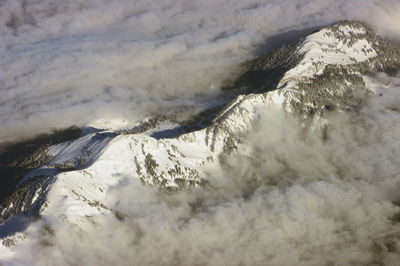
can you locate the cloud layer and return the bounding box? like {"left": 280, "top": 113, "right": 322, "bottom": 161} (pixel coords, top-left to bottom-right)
{"left": 1, "top": 0, "right": 400, "bottom": 141}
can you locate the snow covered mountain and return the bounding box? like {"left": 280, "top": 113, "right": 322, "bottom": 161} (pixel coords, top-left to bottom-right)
{"left": 1, "top": 21, "right": 400, "bottom": 265}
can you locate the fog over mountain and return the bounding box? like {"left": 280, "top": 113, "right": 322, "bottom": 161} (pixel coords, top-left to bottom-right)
{"left": 1, "top": 0, "right": 400, "bottom": 141}
{"left": 1, "top": 1, "right": 400, "bottom": 266}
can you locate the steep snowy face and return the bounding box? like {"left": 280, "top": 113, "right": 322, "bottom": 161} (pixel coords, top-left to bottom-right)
{"left": 295, "top": 23, "right": 377, "bottom": 72}
{"left": 268, "top": 21, "right": 400, "bottom": 115}
{"left": 1, "top": 21, "right": 400, "bottom": 265}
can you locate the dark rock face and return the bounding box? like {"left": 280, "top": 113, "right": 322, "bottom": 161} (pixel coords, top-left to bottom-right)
{"left": 222, "top": 41, "right": 303, "bottom": 94}
{"left": 0, "top": 175, "right": 53, "bottom": 223}
{"left": 0, "top": 126, "right": 81, "bottom": 220}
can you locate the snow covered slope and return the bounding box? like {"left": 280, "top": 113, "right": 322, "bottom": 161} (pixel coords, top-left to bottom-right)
{"left": 1, "top": 21, "right": 400, "bottom": 265}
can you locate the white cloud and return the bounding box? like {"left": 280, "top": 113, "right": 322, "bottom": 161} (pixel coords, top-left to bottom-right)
{"left": 1, "top": 0, "right": 400, "bottom": 141}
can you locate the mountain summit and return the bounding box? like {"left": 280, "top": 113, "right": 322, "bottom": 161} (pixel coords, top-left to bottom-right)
{"left": 1, "top": 21, "right": 400, "bottom": 265}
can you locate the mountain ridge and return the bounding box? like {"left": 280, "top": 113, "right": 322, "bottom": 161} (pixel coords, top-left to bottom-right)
{"left": 1, "top": 20, "right": 400, "bottom": 250}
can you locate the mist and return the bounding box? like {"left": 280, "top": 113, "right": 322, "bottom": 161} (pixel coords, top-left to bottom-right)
{"left": 1, "top": 0, "right": 400, "bottom": 141}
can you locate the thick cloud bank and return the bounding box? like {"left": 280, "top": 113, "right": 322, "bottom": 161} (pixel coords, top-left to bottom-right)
{"left": 1, "top": 0, "right": 400, "bottom": 141}
{"left": 3, "top": 75, "right": 400, "bottom": 266}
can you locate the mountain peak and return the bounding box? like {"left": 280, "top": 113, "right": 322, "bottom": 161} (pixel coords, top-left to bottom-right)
{"left": 1, "top": 21, "right": 400, "bottom": 255}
